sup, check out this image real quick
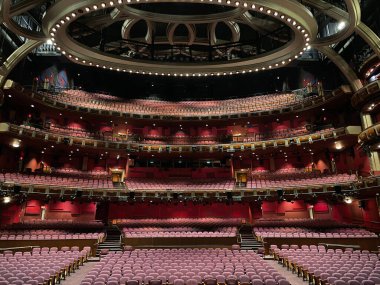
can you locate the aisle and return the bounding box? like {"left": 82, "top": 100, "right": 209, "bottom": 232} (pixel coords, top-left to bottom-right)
{"left": 60, "top": 261, "right": 98, "bottom": 285}
{"left": 266, "top": 259, "right": 308, "bottom": 285}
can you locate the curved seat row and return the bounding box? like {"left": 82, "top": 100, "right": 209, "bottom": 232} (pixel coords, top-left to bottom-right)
{"left": 40, "top": 89, "right": 318, "bottom": 116}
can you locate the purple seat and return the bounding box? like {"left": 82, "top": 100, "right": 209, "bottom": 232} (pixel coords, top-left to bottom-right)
{"left": 264, "top": 279, "right": 277, "bottom": 285}
{"left": 204, "top": 278, "right": 217, "bottom": 285}
{"left": 252, "top": 280, "right": 264, "bottom": 285}
{"left": 333, "top": 281, "right": 346, "bottom": 285}
{"left": 278, "top": 280, "right": 289, "bottom": 285}
{"left": 174, "top": 279, "right": 185, "bottom": 285}
{"left": 127, "top": 280, "right": 140, "bottom": 285}
{"left": 149, "top": 280, "right": 163, "bottom": 285}
{"left": 361, "top": 281, "right": 375, "bottom": 285}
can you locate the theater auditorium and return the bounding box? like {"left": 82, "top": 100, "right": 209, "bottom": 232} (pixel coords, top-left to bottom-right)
{"left": 0, "top": 0, "right": 380, "bottom": 284}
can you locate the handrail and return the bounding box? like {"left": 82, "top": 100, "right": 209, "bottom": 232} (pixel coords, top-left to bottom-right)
{"left": 0, "top": 245, "right": 40, "bottom": 251}
{"left": 0, "top": 176, "right": 358, "bottom": 193}
{"left": 318, "top": 243, "right": 361, "bottom": 249}
{"left": 6, "top": 123, "right": 349, "bottom": 149}
{"left": 237, "top": 234, "right": 242, "bottom": 244}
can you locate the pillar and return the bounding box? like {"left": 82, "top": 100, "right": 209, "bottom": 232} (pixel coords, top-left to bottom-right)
{"left": 360, "top": 112, "right": 380, "bottom": 174}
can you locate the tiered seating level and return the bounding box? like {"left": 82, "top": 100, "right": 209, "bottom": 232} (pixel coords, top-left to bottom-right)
{"left": 249, "top": 172, "right": 356, "bottom": 189}
{"left": 125, "top": 173, "right": 356, "bottom": 191}
{"left": 5, "top": 220, "right": 104, "bottom": 230}
{"left": 0, "top": 172, "right": 358, "bottom": 193}
{"left": 274, "top": 245, "right": 380, "bottom": 285}
{"left": 114, "top": 218, "right": 242, "bottom": 227}
{"left": 254, "top": 227, "right": 377, "bottom": 240}
{"left": 125, "top": 179, "right": 235, "bottom": 191}
{"left": 117, "top": 219, "right": 241, "bottom": 247}
{"left": 6, "top": 123, "right": 349, "bottom": 152}
{"left": 0, "top": 230, "right": 105, "bottom": 241}
{"left": 41, "top": 89, "right": 317, "bottom": 116}
{"left": 0, "top": 172, "right": 115, "bottom": 190}
{"left": 0, "top": 247, "right": 91, "bottom": 285}
{"left": 122, "top": 227, "right": 237, "bottom": 238}
{"left": 20, "top": 124, "right": 336, "bottom": 146}
{"left": 0, "top": 221, "right": 105, "bottom": 256}
{"left": 80, "top": 249, "right": 290, "bottom": 285}
{"left": 254, "top": 220, "right": 380, "bottom": 253}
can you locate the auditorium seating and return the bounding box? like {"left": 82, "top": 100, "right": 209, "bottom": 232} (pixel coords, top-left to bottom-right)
{"left": 125, "top": 179, "right": 235, "bottom": 191}
{"left": 80, "top": 248, "right": 289, "bottom": 285}
{"left": 125, "top": 173, "right": 356, "bottom": 191}
{"left": 122, "top": 227, "right": 237, "bottom": 238}
{"left": 247, "top": 173, "right": 356, "bottom": 189}
{"left": 0, "top": 247, "right": 90, "bottom": 284}
{"left": 49, "top": 124, "right": 94, "bottom": 138}
{"left": 114, "top": 218, "right": 242, "bottom": 227}
{"left": 0, "top": 172, "right": 116, "bottom": 189}
{"left": 53, "top": 168, "right": 109, "bottom": 179}
{"left": 1, "top": 220, "right": 104, "bottom": 231}
{"left": 0, "top": 230, "right": 105, "bottom": 242}
{"left": 240, "top": 127, "right": 334, "bottom": 142}
{"left": 274, "top": 245, "right": 380, "bottom": 285}
{"left": 252, "top": 218, "right": 354, "bottom": 228}
{"left": 254, "top": 227, "right": 377, "bottom": 239}
{"left": 40, "top": 89, "right": 318, "bottom": 116}
{"left": 19, "top": 123, "right": 333, "bottom": 145}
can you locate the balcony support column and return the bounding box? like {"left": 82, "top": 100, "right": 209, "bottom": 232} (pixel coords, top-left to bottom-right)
{"left": 360, "top": 112, "right": 380, "bottom": 174}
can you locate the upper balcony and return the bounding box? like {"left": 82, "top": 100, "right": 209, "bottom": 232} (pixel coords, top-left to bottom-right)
{"left": 0, "top": 123, "right": 361, "bottom": 153}
{"left": 351, "top": 80, "right": 380, "bottom": 111}
{"left": 4, "top": 80, "right": 352, "bottom": 121}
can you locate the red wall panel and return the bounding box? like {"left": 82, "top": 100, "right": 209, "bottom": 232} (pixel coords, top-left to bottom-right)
{"left": 108, "top": 202, "right": 251, "bottom": 220}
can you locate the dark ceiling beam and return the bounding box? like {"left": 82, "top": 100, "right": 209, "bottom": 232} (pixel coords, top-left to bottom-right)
{"left": 9, "top": 0, "right": 46, "bottom": 17}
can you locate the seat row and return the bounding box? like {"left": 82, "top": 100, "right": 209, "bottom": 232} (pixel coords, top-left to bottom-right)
{"left": 273, "top": 246, "right": 380, "bottom": 285}
{"left": 254, "top": 227, "right": 377, "bottom": 239}
{"left": 0, "top": 232, "right": 105, "bottom": 241}
{"left": 0, "top": 248, "right": 90, "bottom": 285}
{"left": 1, "top": 172, "right": 115, "bottom": 189}
{"left": 114, "top": 218, "right": 242, "bottom": 227}
{"left": 1, "top": 220, "right": 104, "bottom": 230}
{"left": 41, "top": 89, "right": 317, "bottom": 116}
{"left": 122, "top": 227, "right": 237, "bottom": 238}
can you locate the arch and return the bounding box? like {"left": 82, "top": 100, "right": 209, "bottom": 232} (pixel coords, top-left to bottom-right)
{"left": 1, "top": 0, "right": 46, "bottom": 41}
{"left": 121, "top": 18, "right": 154, "bottom": 44}
{"left": 304, "top": 0, "right": 380, "bottom": 59}
{"left": 303, "top": 0, "right": 361, "bottom": 47}
{"left": 0, "top": 40, "right": 43, "bottom": 88}
{"left": 316, "top": 46, "right": 363, "bottom": 92}
{"left": 166, "top": 23, "right": 196, "bottom": 46}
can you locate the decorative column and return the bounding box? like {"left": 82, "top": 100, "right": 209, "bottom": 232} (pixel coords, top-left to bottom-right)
{"left": 360, "top": 112, "right": 380, "bottom": 174}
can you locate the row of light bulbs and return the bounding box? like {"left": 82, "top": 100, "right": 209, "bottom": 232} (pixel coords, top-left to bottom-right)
{"left": 48, "top": 0, "right": 312, "bottom": 76}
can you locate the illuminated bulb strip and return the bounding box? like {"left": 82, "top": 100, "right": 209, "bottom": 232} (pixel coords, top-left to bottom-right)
{"left": 50, "top": 1, "right": 312, "bottom": 77}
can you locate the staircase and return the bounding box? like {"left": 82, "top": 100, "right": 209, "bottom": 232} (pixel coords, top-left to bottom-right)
{"left": 239, "top": 226, "right": 263, "bottom": 251}
{"left": 97, "top": 225, "right": 122, "bottom": 256}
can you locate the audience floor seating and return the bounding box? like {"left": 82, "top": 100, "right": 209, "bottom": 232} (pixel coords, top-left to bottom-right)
{"left": 80, "top": 248, "right": 290, "bottom": 285}
{"left": 0, "top": 247, "right": 90, "bottom": 285}
{"left": 273, "top": 245, "right": 380, "bottom": 285}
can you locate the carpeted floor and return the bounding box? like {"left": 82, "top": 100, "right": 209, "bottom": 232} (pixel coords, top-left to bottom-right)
{"left": 60, "top": 261, "right": 98, "bottom": 285}
{"left": 267, "top": 259, "right": 309, "bottom": 285}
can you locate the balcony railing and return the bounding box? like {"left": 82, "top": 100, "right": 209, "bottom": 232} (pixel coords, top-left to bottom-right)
{"left": 1, "top": 123, "right": 352, "bottom": 152}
